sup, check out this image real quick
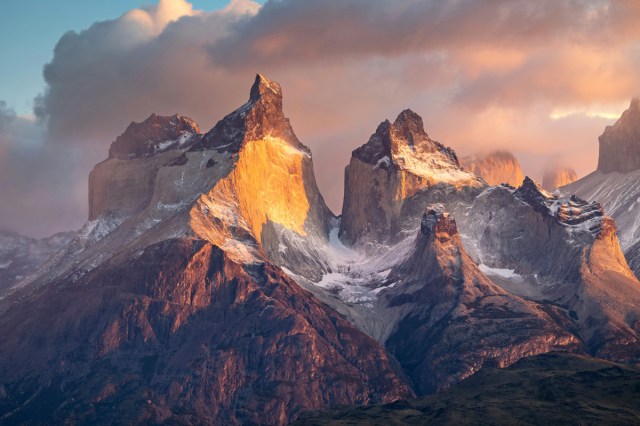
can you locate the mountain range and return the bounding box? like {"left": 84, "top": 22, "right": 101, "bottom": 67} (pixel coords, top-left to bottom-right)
{"left": 1, "top": 75, "right": 639, "bottom": 425}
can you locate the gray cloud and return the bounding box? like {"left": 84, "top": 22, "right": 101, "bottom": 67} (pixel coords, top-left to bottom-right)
{"left": 3, "top": 0, "right": 640, "bottom": 237}
{"left": 0, "top": 102, "right": 83, "bottom": 237}
{"left": 210, "top": 0, "right": 598, "bottom": 65}
{"left": 0, "top": 101, "right": 16, "bottom": 131}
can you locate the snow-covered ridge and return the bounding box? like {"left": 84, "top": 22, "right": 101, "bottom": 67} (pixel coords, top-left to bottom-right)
{"left": 355, "top": 109, "right": 483, "bottom": 188}
{"left": 392, "top": 140, "right": 480, "bottom": 185}
{"left": 514, "top": 177, "right": 605, "bottom": 235}
{"left": 563, "top": 169, "right": 640, "bottom": 251}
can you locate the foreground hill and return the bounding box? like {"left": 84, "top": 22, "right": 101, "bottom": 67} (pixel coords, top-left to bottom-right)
{"left": 296, "top": 353, "right": 640, "bottom": 425}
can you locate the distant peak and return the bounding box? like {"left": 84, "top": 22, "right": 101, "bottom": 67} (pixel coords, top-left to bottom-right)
{"left": 487, "top": 150, "right": 518, "bottom": 161}
{"left": 250, "top": 73, "right": 283, "bottom": 104}
{"left": 542, "top": 165, "right": 578, "bottom": 191}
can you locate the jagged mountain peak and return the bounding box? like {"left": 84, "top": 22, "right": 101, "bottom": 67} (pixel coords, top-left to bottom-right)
{"left": 249, "top": 73, "right": 283, "bottom": 106}
{"left": 352, "top": 109, "right": 466, "bottom": 174}
{"left": 392, "top": 109, "right": 427, "bottom": 140}
{"left": 515, "top": 176, "right": 553, "bottom": 201}
{"left": 341, "top": 109, "right": 483, "bottom": 245}
{"left": 108, "top": 113, "right": 201, "bottom": 160}
{"left": 199, "top": 73, "right": 305, "bottom": 154}
{"left": 386, "top": 206, "right": 581, "bottom": 393}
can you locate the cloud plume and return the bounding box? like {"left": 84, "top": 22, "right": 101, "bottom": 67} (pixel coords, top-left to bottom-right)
{"left": 3, "top": 0, "right": 640, "bottom": 236}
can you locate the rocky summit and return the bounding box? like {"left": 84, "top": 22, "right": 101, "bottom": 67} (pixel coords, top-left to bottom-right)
{"left": 2, "top": 76, "right": 640, "bottom": 425}
{"left": 340, "top": 109, "right": 484, "bottom": 245}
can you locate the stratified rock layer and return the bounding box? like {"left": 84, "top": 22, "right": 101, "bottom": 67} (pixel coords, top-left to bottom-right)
{"left": 109, "top": 114, "right": 201, "bottom": 160}
{"left": 89, "top": 114, "right": 202, "bottom": 221}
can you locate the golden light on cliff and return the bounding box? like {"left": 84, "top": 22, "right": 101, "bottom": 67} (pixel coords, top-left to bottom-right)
{"left": 230, "top": 136, "right": 310, "bottom": 239}
{"left": 190, "top": 136, "right": 310, "bottom": 262}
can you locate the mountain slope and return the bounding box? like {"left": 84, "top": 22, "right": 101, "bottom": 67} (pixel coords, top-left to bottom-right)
{"left": 0, "top": 238, "right": 410, "bottom": 425}
{"left": 462, "top": 178, "right": 640, "bottom": 360}
{"left": 382, "top": 205, "right": 580, "bottom": 394}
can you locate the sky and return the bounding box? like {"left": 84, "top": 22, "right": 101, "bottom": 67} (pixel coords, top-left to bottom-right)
{"left": 1, "top": 0, "right": 639, "bottom": 238}
{"left": 0, "top": 1, "right": 241, "bottom": 114}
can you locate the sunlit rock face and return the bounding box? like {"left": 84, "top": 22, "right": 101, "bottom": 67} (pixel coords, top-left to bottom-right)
{"left": 542, "top": 165, "right": 578, "bottom": 191}
{"left": 383, "top": 204, "right": 581, "bottom": 394}
{"left": 464, "top": 177, "right": 640, "bottom": 361}
{"left": 461, "top": 150, "right": 525, "bottom": 187}
{"left": 340, "top": 109, "right": 485, "bottom": 246}
{"left": 598, "top": 98, "right": 640, "bottom": 173}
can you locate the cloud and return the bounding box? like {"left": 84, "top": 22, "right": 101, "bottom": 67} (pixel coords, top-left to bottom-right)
{"left": 0, "top": 101, "right": 84, "bottom": 236}
{"left": 0, "top": 101, "right": 16, "bottom": 131}
{"left": 3, "top": 0, "right": 640, "bottom": 236}
{"left": 122, "top": 0, "right": 198, "bottom": 36}
{"left": 211, "top": 0, "right": 596, "bottom": 64}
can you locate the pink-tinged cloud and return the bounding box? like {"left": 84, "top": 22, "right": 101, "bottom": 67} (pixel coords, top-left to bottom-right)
{"left": 2, "top": 0, "right": 640, "bottom": 237}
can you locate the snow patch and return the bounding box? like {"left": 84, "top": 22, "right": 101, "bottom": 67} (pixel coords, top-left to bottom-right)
{"left": 479, "top": 264, "right": 523, "bottom": 281}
